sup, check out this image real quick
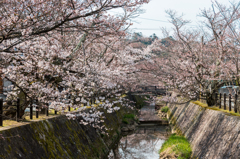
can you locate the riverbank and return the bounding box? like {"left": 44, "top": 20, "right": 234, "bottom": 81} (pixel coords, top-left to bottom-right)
{"left": 167, "top": 100, "right": 240, "bottom": 158}
{"left": 159, "top": 133, "right": 191, "bottom": 159}
{"left": 0, "top": 107, "right": 129, "bottom": 159}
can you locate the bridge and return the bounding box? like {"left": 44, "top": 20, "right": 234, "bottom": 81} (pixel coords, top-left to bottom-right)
{"left": 128, "top": 85, "right": 169, "bottom": 125}
{"left": 131, "top": 85, "right": 167, "bottom": 96}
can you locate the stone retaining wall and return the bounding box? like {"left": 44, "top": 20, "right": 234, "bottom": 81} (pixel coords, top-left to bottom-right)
{"left": 0, "top": 108, "right": 127, "bottom": 159}
{"left": 168, "top": 102, "right": 240, "bottom": 159}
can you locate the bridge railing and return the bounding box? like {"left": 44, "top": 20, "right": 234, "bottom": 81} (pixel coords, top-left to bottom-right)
{"left": 134, "top": 86, "right": 167, "bottom": 95}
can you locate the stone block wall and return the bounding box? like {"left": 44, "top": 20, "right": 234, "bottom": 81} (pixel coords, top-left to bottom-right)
{"left": 0, "top": 107, "right": 127, "bottom": 159}
{"left": 168, "top": 102, "right": 240, "bottom": 159}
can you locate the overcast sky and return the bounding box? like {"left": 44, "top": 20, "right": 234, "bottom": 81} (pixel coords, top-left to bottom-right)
{"left": 124, "top": 0, "right": 232, "bottom": 38}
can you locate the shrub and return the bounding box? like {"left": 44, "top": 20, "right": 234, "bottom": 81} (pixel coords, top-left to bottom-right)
{"left": 162, "top": 118, "right": 168, "bottom": 121}
{"left": 122, "top": 118, "right": 129, "bottom": 124}
{"left": 161, "top": 106, "right": 169, "bottom": 113}
{"left": 122, "top": 113, "right": 135, "bottom": 124}
{"left": 123, "top": 113, "right": 135, "bottom": 119}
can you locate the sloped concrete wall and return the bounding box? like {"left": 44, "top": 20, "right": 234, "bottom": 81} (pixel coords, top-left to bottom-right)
{"left": 0, "top": 108, "right": 127, "bottom": 159}
{"left": 168, "top": 102, "right": 240, "bottom": 159}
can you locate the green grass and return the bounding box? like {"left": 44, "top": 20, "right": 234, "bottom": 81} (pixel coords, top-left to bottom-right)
{"left": 123, "top": 113, "right": 135, "bottom": 119}
{"left": 122, "top": 113, "right": 135, "bottom": 124}
{"left": 159, "top": 134, "right": 192, "bottom": 159}
{"left": 122, "top": 118, "right": 129, "bottom": 124}
{"left": 162, "top": 118, "right": 168, "bottom": 121}
{"left": 161, "top": 106, "right": 169, "bottom": 113}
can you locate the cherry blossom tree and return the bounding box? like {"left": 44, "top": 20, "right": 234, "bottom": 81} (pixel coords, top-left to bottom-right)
{"left": 144, "top": 1, "right": 240, "bottom": 106}
{"left": 0, "top": 0, "right": 150, "bottom": 129}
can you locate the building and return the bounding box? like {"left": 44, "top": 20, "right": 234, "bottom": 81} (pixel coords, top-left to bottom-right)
{"left": 0, "top": 69, "right": 12, "bottom": 100}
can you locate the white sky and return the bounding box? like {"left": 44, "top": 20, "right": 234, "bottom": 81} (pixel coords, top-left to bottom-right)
{"left": 125, "top": 0, "right": 232, "bottom": 37}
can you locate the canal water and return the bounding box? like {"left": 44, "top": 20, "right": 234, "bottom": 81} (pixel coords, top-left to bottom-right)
{"left": 108, "top": 125, "right": 169, "bottom": 159}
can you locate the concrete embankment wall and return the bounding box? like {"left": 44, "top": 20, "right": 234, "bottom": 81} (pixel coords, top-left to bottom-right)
{"left": 168, "top": 102, "right": 240, "bottom": 159}
{"left": 0, "top": 108, "right": 127, "bottom": 159}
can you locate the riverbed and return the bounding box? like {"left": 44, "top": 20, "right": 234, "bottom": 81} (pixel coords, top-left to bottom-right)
{"left": 108, "top": 125, "right": 169, "bottom": 159}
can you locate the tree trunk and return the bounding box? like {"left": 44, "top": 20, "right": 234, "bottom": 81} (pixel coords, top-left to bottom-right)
{"left": 206, "top": 92, "right": 215, "bottom": 106}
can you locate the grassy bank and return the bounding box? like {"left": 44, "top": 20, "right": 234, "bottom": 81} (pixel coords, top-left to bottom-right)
{"left": 159, "top": 134, "right": 192, "bottom": 159}
{"left": 122, "top": 113, "right": 137, "bottom": 124}
{"left": 192, "top": 101, "right": 240, "bottom": 117}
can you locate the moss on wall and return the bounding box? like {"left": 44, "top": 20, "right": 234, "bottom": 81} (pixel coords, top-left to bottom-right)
{"left": 0, "top": 106, "right": 128, "bottom": 159}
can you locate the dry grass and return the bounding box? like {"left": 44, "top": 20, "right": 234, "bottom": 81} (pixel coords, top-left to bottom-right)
{"left": 159, "top": 147, "right": 178, "bottom": 159}
{"left": 1, "top": 120, "right": 19, "bottom": 127}
{"left": 0, "top": 115, "right": 51, "bottom": 127}
{"left": 0, "top": 110, "right": 60, "bottom": 128}
{"left": 192, "top": 101, "right": 240, "bottom": 117}
{"left": 192, "top": 101, "right": 208, "bottom": 107}
{"left": 121, "top": 94, "right": 127, "bottom": 98}
{"left": 24, "top": 113, "right": 56, "bottom": 120}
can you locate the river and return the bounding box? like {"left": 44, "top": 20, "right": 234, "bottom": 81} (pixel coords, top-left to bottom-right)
{"left": 108, "top": 125, "right": 169, "bottom": 159}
